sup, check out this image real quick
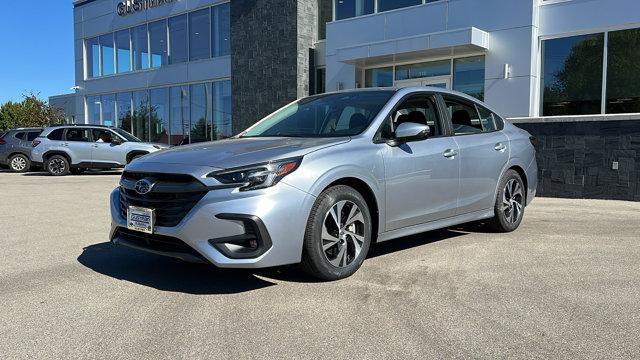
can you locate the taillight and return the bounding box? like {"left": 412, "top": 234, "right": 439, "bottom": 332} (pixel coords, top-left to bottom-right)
{"left": 0, "top": 138, "right": 6, "bottom": 145}
{"left": 529, "top": 136, "right": 537, "bottom": 147}
{"left": 32, "top": 139, "right": 41, "bottom": 147}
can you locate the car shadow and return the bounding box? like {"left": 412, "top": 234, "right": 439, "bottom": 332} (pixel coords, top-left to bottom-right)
{"left": 78, "top": 226, "right": 479, "bottom": 292}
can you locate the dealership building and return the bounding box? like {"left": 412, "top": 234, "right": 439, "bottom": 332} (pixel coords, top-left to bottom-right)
{"left": 58, "top": 0, "right": 640, "bottom": 199}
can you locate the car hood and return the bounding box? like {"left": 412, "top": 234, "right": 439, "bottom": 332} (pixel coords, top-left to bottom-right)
{"left": 138, "top": 137, "right": 350, "bottom": 169}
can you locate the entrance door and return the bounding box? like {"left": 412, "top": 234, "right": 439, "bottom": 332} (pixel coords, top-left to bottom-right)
{"left": 395, "top": 76, "right": 451, "bottom": 90}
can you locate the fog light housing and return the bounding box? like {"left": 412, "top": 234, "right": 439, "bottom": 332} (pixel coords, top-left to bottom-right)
{"left": 208, "top": 214, "right": 272, "bottom": 259}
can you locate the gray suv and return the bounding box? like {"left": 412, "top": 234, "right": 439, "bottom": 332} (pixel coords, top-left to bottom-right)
{"left": 31, "top": 125, "right": 169, "bottom": 176}
{"left": 110, "top": 88, "right": 538, "bottom": 280}
{"left": 0, "top": 128, "right": 42, "bottom": 172}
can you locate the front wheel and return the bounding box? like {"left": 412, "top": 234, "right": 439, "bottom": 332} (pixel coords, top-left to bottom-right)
{"left": 8, "top": 154, "right": 30, "bottom": 173}
{"left": 488, "top": 170, "right": 525, "bottom": 232}
{"left": 300, "top": 185, "right": 372, "bottom": 281}
{"left": 46, "top": 155, "right": 70, "bottom": 176}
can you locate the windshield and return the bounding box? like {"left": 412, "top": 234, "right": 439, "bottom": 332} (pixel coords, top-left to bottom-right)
{"left": 241, "top": 91, "right": 395, "bottom": 138}
{"left": 113, "top": 128, "right": 141, "bottom": 142}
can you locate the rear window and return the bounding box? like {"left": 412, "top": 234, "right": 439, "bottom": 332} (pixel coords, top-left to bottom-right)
{"left": 47, "top": 128, "right": 65, "bottom": 141}
{"left": 14, "top": 132, "right": 26, "bottom": 140}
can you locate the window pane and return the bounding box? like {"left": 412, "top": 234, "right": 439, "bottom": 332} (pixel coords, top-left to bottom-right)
{"left": 169, "top": 15, "right": 188, "bottom": 64}
{"left": 149, "top": 88, "right": 169, "bottom": 144}
{"left": 335, "top": 0, "right": 374, "bottom": 20}
{"left": 316, "top": 68, "right": 326, "bottom": 95}
{"left": 170, "top": 86, "right": 190, "bottom": 145}
{"left": 453, "top": 56, "right": 485, "bottom": 100}
{"left": 132, "top": 24, "right": 149, "bottom": 71}
{"left": 378, "top": 0, "right": 422, "bottom": 12}
{"left": 99, "top": 33, "right": 114, "bottom": 76}
{"left": 365, "top": 67, "right": 394, "bottom": 87}
{"left": 212, "top": 80, "right": 232, "bottom": 139}
{"left": 606, "top": 28, "right": 640, "bottom": 114}
{"left": 65, "top": 128, "right": 91, "bottom": 142}
{"left": 395, "top": 60, "right": 450, "bottom": 81}
{"left": 542, "top": 34, "right": 603, "bottom": 116}
{"left": 318, "top": 0, "right": 332, "bottom": 40}
{"left": 93, "top": 129, "right": 114, "bottom": 143}
{"left": 87, "top": 96, "right": 101, "bottom": 125}
{"left": 102, "top": 94, "right": 116, "bottom": 127}
{"left": 190, "top": 83, "right": 211, "bottom": 142}
{"left": 444, "top": 98, "right": 483, "bottom": 135}
{"left": 115, "top": 30, "right": 131, "bottom": 73}
{"left": 149, "top": 20, "right": 168, "bottom": 68}
{"left": 86, "top": 37, "right": 100, "bottom": 78}
{"left": 212, "top": 3, "right": 230, "bottom": 57}
{"left": 476, "top": 105, "right": 497, "bottom": 132}
{"left": 117, "top": 92, "right": 132, "bottom": 133}
{"left": 132, "top": 91, "right": 149, "bottom": 141}
{"left": 189, "top": 9, "right": 210, "bottom": 61}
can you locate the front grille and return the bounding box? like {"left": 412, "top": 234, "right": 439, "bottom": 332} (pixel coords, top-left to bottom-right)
{"left": 119, "top": 171, "right": 208, "bottom": 227}
{"left": 114, "top": 228, "right": 205, "bottom": 260}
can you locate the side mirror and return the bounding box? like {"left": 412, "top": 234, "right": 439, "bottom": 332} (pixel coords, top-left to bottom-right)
{"left": 111, "top": 137, "right": 123, "bottom": 145}
{"left": 387, "top": 122, "right": 430, "bottom": 146}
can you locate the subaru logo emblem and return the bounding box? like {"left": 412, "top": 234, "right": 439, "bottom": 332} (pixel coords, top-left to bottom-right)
{"left": 134, "top": 178, "right": 155, "bottom": 195}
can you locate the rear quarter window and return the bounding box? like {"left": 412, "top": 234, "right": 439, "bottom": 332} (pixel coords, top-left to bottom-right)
{"left": 26, "top": 131, "right": 41, "bottom": 141}
{"left": 47, "top": 128, "right": 65, "bottom": 141}
{"left": 14, "top": 132, "right": 26, "bottom": 140}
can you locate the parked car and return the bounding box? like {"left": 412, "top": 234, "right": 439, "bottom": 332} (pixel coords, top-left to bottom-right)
{"left": 31, "top": 125, "right": 169, "bottom": 176}
{"left": 109, "top": 88, "right": 538, "bottom": 280}
{"left": 0, "top": 128, "right": 43, "bottom": 172}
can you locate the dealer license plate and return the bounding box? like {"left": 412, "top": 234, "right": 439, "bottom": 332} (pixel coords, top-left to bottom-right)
{"left": 127, "top": 206, "right": 155, "bottom": 234}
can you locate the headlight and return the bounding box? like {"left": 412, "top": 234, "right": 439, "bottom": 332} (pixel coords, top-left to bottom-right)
{"left": 208, "top": 157, "right": 302, "bottom": 191}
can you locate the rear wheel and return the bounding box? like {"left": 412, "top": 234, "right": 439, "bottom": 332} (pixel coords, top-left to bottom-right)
{"left": 301, "top": 185, "right": 372, "bottom": 281}
{"left": 488, "top": 170, "right": 525, "bottom": 232}
{"left": 46, "top": 155, "right": 70, "bottom": 176}
{"left": 8, "top": 154, "right": 30, "bottom": 173}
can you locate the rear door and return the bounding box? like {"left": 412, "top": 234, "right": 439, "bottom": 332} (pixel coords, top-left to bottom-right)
{"left": 63, "top": 128, "right": 93, "bottom": 165}
{"left": 440, "top": 95, "right": 509, "bottom": 215}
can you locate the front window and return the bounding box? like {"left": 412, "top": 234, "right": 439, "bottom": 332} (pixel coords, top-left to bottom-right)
{"left": 241, "top": 91, "right": 395, "bottom": 138}
{"left": 113, "top": 128, "right": 141, "bottom": 142}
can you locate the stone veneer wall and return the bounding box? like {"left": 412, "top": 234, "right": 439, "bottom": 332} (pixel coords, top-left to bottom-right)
{"left": 512, "top": 116, "right": 640, "bottom": 201}
{"left": 230, "top": 0, "right": 318, "bottom": 134}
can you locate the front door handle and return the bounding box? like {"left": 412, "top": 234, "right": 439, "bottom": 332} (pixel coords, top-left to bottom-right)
{"left": 494, "top": 143, "right": 507, "bottom": 152}
{"left": 443, "top": 149, "right": 458, "bottom": 158}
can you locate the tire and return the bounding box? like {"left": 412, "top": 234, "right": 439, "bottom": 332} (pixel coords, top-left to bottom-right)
{"left": 488, "top": 170, "right": 526, "bottom": 232}
{"left": 8, "top": 154, "right": 30, "bottom": 173}
{"left": 70, "top": 168, "right": 86, "bottom": 175}
{"left": 300, "top": 185, "right": 372, "bottom": 281}
{"left": 46, "top": 155, "right": 70, "bottom": 176}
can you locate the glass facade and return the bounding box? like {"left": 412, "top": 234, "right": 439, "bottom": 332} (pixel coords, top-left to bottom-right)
{"left": 378, "top": 0, "right": 423, "bottom": 12}
{"left": 365, "top": 67, "right": 394, "bottom": 87}
{"left": 606, "top": 28, "right": 640, "bottom": 114}
{"left": 395, "top": 60, "right": 450, "bottom": 81}
{"left": 149, "top": 88, "right": 169, "bottom": 143}
{"left": 334, "top": 0, "right": 441, "bottom": 20}
{"left": 85, "top": 3, "right": 229, "bottom": 79}
{"left": 453, "top": 56, "right": 485, "bottom": 101}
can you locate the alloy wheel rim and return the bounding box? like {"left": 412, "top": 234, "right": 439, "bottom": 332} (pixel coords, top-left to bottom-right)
{"left": 49, "top": 159, "right": 66, "bottom": 174}
{"left": 502, "top": 179, "right": 524, "bottom": 224}
{"left": 11, "top": 157, "right": 27, "bottom": 171}
{"left": 321, "top": 200, "right": 366, "bottom": 268}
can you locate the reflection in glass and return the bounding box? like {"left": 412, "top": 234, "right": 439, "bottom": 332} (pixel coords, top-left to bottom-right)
{"left": 149, "top": 20, "right": 168, "bottom": 68}
{"left": 169, "top": 15, "right": 188, "bottom": 64}
{"left": 395, "top": 60, "right": 450, "bottom": 81}
{"left": 212, "top": 3, "right": 230, "bottom": 57}
{"left": 453, "top": 56, "right": 485, "bottom": 100}
{"left": 86, "top": 37, "right": 100, "bottom": 78}
{"left": 170, "top": 86, "right": 190, "bottom": 145}
{"left": 99, "top": 33, "right": 114, "bottom": 76}
{"left": 149, "top": 88, "right": 169, "bottom": 144}
{"left": 335, "top": 0, "right": 374, "bottom": 20}
{"left": 190, "top": 83, "right": 211, "bottom": 141}
{"left": 377, "top": 0, "right": 422, "bottom": 12}
{"left": 132, "top": 24, "right": 149, "bottom": 71}
{"left": 212, "top": 80, "right": 232, "bottom": 139}
{"left": 87, "top": 96, "right": 101, "bottom": 125}
{"left": 365, "top": 67, "right": 394, "bottom": 87}
{"left": 115, "top": 29, "right": 131, "bottom": 74}
{"left": 189, "top": 9, "right": 211, "bottom": 61}
{"left": 542, "top": 34, "right": 603, "bottom": 116}
{"left": 132, "top": 91, "right": 149, "bottom": 141}
{"left": 117, "top": 92, "right": 132, "bottom": 133}
{"left": 606, "top": 28, "right": 640, "bottom": 114}
{"left": 102, "top": 94, "right": 116, "bottom": 127}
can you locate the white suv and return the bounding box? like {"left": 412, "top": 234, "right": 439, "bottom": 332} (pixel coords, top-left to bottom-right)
{"left": 31, "top": 125, "right": 169, "bottom": 176}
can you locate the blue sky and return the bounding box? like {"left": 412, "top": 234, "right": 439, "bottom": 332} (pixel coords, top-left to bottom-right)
{"left": 0, "top": 1, "right": 75, "bottom": 104}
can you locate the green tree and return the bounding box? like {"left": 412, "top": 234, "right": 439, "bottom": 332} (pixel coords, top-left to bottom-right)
{"left": 0, "top": 93, "right": 65, "bottom": 131}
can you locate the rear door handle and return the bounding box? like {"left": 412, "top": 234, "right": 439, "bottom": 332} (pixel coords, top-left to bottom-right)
{"left": 494, "top": 143, "right": 507, "bottom": 152}
{"left": 443, "top": 149, "right": 458, "bottom": 158}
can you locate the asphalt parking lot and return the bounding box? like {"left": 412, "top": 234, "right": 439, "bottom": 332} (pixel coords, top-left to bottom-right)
{"left": 1, "top": 170, "right": 639, "bottom": 359}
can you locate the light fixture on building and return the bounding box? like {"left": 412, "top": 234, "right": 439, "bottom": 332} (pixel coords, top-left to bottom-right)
{"left": 503, "top": 64, "right": 511, "bottom": 79}
{"left": 71, "top": 85, "right": 81, "bottom": 91}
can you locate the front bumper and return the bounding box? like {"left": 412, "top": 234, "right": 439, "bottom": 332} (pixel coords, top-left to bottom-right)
{"left": 110, "top": 181, "right": 316, "bottom": 269}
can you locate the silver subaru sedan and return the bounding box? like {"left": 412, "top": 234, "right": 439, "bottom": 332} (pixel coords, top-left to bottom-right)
{"left": 110, "top": 87, "right": 538, "bottom": 280}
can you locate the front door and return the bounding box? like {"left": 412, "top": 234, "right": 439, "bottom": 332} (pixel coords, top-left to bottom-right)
{"left": 382, "top": 94, "right": 460, "bottom": 231}
{"left": 91, "top": 129, "right": 127, "bottom": 166}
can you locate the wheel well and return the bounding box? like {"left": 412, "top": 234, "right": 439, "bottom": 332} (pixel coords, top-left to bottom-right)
{"left": 126, "top": 151, "right": 149, "bottom": 163}
{"left": 326, "top": 177, "right": 380, "bottom": 244}
{"left": 43, "top": 151, "right": 71, "bottom": 164}
{"left": 8, "top": 152, "right": 29, "bottom": 160}
{"left": 509, "top": 165, "right": 528, "bottom": 203}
